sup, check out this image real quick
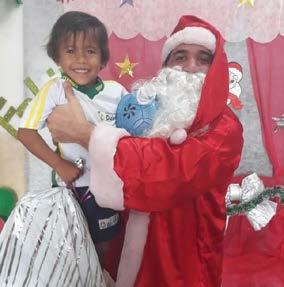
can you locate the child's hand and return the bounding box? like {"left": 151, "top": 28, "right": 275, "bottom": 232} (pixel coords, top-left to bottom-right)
{"left": 55, "top": 159, "right": 82, "bottom": 186}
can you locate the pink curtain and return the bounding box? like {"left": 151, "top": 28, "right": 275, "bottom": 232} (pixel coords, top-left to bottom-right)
{"left": 223, "top": 36, "right": 284, "bottom": 287}
{"left": 247, "top": 36, "right": 284, "bottom": 185}
{"left": 223, "top": 203, "right": 284, "bottom": 287}
{"left": 222, "top": 204, "right": 284, "bottom": 287}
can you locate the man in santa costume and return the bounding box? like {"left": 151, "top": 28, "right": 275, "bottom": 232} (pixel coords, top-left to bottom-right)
{"left": 48, "top": 15, "right": 243, "bottom": 287}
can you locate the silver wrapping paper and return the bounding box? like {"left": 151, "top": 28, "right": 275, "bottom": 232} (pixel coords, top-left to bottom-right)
{"left": 0, "top": 187, "right": 106, "bottom": 287}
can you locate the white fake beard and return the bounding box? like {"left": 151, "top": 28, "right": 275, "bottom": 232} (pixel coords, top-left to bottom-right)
{"left": 134, "top": 67, "right": 205, "bottom": 138}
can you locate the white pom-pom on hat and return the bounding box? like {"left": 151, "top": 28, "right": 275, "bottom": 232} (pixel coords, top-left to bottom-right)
{"left": 169, "top": 128, "right": 187, "bottom": 145}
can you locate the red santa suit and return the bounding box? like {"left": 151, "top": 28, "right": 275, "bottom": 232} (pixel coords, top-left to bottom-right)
{"left": 89, "top": 15, "right": 243, "bottom": 287}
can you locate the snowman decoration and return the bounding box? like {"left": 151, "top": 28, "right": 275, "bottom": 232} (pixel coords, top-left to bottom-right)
{"left": 227, "top": 62, "right": 243, "bottom": 110}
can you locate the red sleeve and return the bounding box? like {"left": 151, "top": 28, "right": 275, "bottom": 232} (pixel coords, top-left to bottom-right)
{"left": 114, "top": 109, "right": 243, "bottom": 212}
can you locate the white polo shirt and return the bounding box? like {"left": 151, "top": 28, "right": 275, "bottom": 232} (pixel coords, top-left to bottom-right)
{"left": 20, "top": 77, "right": 128, "bottom": 187}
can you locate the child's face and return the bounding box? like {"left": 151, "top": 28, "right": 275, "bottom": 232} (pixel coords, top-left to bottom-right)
{"left": 57, "top": 31, "right": 102, "bottom": 88}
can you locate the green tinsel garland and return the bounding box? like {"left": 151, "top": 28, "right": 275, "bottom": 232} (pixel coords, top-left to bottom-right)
{"left": 0, "top": 68, "right": 55, "bottom": 137}
{"left": 226, "top": 187, "right": 284, "bottom": 216}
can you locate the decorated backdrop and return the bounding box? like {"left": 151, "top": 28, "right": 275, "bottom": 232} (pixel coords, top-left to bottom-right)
{"left": 0, "top": 0, "right": 284, "bottom": 285}
{"left": 19, "top": 0, "right": 284, "bottom": 190}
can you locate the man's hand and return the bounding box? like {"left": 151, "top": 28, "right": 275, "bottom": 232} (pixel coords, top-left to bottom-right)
{"left": 47, "top": 82, "right": 94, "bottom": 148}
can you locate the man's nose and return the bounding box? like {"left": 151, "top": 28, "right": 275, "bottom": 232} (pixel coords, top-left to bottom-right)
{"left": 182, "top": 58, "right": 199, "bottom": 73}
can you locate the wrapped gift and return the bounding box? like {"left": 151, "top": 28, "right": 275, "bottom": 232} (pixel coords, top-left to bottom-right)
{"left": 0, "top": 187, "right": 105, "bottom": 287}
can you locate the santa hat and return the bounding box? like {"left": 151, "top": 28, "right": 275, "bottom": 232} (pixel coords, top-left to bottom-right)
{"left": 161, "top": 16, "right": 216, "bottom": 63}
{"left": 228, "top": 62, "right": 243, "bottom": 81}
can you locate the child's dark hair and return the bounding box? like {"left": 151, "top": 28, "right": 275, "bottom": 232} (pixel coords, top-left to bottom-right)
{"left": 46, "top": 11, "right": 109, "bottom": 65}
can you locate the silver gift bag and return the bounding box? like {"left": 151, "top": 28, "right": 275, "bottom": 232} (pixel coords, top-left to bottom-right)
{"left": 0, "top": 187, "right": 106, "bottom": 287}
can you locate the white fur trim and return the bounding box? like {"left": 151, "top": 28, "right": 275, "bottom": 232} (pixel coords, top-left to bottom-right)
{"left": 169, "top": 128, "right": 187, "bottom": 145}
{"left": 89, "top": 123, "right": 129, "bottom": 210}
{"left": 116, "top": 211, "right": 150, "bottom": 287}
{"left": 161, "top": 26, "right": 216, "bottom": 63}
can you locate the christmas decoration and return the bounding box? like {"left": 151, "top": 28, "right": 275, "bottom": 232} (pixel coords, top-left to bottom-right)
{"left": 0, "top": 187, "right": 18, "bottom": 221}
{"left": 272, "top": 114, "right": 284, "bottom": 132}
{"left": 115, "top": 55, "right": 138, "bottom": 78}
{"left": 238, "top": 0, "right": 255, "bottom": 7}
{"left": 120, "top": 0, "right": 133, "bottom": 7}
{"left": 227, "top": 186, "right": 284, "bottom": 214}
{"left": 226, "top": 173, "right": 278, "bottom": 230}
{"left": 64, "top": 1, "right": 281, "bottom": 43}
{"left": 0, "top": 97, "right": 32, "bottom": 137}
{"left": 0, "top": 68, "right": 58, "bottom": 137}
{"left": 57, "top": 0, "right": 74, "bottom": 3}
{"left": 46, "top": 67, "right": 56, "bottom": 78}
{"left": 227, "top": 62, "right": 243, "bottom": 110}
{"left": 226, "top": 174, "right": 284, "bottom": 224}
{"left": 16, "top": 0, "right": 23, "bottom": 4}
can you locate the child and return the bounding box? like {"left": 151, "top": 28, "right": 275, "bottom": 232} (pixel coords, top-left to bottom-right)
{"left": 17, "top": 11, "right": 127, "bottom": 264}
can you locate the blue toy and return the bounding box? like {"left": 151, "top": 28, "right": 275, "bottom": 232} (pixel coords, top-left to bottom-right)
{"left": 115, "top": 92, "right": 157, "bottom": 136}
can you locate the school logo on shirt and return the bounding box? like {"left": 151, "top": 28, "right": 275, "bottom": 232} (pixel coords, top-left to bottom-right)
{"left": 98, "top": 111, "right": 115, "bottom": 122}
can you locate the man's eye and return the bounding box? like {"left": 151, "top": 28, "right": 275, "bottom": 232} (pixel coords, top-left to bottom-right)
{"left": 198, "top": 54, "right": 213, "bottom": 65}
{"left": 174, "top": 55, "right": 186, "bottom": 62}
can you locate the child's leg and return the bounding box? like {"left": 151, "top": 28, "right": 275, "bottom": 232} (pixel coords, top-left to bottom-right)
{"left": 74, "top": 187, "right": 121, "bottom": 266}
{"left": 95, "top": 241, "right": 110, "bottom": 265}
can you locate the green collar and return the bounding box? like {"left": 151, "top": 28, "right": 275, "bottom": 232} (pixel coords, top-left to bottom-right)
{"left": 60, "top": 71, "right": 104, "bottom": 100}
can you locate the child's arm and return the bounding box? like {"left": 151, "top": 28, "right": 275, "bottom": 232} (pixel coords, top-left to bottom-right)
{"left": 17, "top": 128, "right": 81, "bottom": 186}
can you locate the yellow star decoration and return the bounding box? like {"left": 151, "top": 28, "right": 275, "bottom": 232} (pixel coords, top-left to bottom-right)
{"left": 115, "top": 55, "right": 138, "bottom": 78}
{"left": 239, "top": 0, "right": 255, "bottom": 7}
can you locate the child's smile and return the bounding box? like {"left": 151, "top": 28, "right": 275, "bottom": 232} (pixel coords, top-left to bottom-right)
{"left": 57, "top": 31, "right": 102, "bottom": 88}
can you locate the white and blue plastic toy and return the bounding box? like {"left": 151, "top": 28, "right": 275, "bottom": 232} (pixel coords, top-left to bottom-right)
{"left": 115, "top": 92, "right": 157, "bottom": 136}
